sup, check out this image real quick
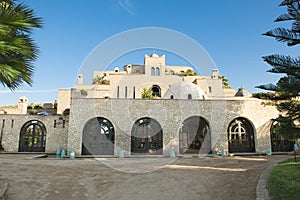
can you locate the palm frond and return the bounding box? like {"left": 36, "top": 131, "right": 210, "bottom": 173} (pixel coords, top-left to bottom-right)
{"left": 0, "top": 0, "right": 41, "bottom": 89}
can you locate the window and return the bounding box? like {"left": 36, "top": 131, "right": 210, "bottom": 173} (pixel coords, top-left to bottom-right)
{"left": 82, "top": 117, "right": 115, "bottom": 155}
{"left": 152, "top": 85, "right": 161, "bottom": 97}
{"left": 227, "top": 117, "right": 255, "bottom": 153}
{"left": 19, "top": 120, "right": 47, "bottom": 152}
{"left": 188, "top": 94, "right": 192, "bottom": 99}
{"left": 117, "top": 86, "right": 119, "bottom": 98}
{"left": 170, "top": 95, "right": 174, "bottom": 99}
{"left": 209, "top": 86, "right": 212, "bottom": 93}
{"left": 133, "top": 86, "right": 136, "bottom": 99}
{"left": 151, "top": 67, "right": 155, "bottom": 76}
{"left": 11, "top": 119, "right": 14, "bottom": 128}
{"left": 125, "top": 86, "right": 128, "bottom": 98}
{"left": 179, "top": 116, "right": 211, "bottom": 154}
{"left": 131, "top": 117, "right": 163, "bottom": 154}
{"left": 156, "top": 67, "right": 160, "bottom": 76}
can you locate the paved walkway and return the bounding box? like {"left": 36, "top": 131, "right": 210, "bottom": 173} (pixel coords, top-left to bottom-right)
{"left": 0, "top": 154, "right": 289, "bottom": 200}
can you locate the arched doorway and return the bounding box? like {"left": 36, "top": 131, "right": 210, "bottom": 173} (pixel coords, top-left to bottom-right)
{"left": 131, "top": 117, "right": 163, "bottom": 154}
{"left": 151, "top": 85, "right": 161, "bottom": 97}
{"left": 270, "top": 121, "right": 294, "bottom": 152}
{"left": 179, "top": 116, "right": 211, "bottom": 154}
{"left": 19, "top": 120, "right": 47, "bottom": 152}
{"left": 82, "top": 117, "right": 115, "bottom": 155}
{"left": 228, "top": 117, "right": 255, "bottom": 153}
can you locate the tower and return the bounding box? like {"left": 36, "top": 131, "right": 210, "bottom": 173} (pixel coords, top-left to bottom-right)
{"left": 18, "top": 96, "right": 28, "bottom": 114}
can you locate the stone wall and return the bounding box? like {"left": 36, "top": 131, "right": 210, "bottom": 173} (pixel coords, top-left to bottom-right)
{"left": 0, "top": 115, "right": 68, "bottom": 153}
{"left": 68, "top": 96, "right": 278, "bottom": 156}
{"left": 0, "top": 97, "right": 278, "bottom": 155}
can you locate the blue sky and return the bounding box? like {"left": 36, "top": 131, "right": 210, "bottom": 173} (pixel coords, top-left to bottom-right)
{"left": 0, "top": 0, "right": 299, "bottom": 105}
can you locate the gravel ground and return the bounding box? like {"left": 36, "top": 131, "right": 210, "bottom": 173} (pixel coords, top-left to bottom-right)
{"left": 0, "top": 154, "right": 290, "bottom": 200}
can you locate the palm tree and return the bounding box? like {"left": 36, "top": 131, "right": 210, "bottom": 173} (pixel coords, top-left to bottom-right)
{"left": 141, "top": 87, "right": 154, "bottom": 99}
{"left": 219, "top": 75, "right": 231, "bottom": 88}
{"left": 0, "top": 0, "right": 42, "bottom": 90}
{"left": 92, "top": 75, "right": 110, "bottom": 85}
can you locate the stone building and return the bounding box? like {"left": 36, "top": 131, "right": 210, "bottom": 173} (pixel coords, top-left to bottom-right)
{"left": 0, "top": 54, "right": 293, "bottom": 156}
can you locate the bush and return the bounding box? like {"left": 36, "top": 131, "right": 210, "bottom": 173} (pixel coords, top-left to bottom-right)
{"left": 29, "top": 109, "right": 38, "bottom": 115}
{"left": 34, "top": 105, "right": 43, "bottom": 109}
{"left": 80, "top": 89, "right": 88, "bottom": 96}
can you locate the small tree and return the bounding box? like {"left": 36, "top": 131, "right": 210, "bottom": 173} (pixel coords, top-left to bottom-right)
{"left": 141, "top": 87, "right": 154, "bottom": 99}
{"left": 219, "top": 75, "right": 231, "bottom": 88}
{"left": 92, "top": 75, "right": 110, "bottom": 85}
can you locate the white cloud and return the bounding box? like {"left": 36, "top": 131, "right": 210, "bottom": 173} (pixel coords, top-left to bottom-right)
{"left": 118, "top": 0, "right": 135, "bottom": 16}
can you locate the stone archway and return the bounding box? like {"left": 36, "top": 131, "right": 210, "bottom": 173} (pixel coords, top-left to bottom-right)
{"left": 19, "top": 120, "right": 47, "bottom": 152}
{"left": 179, "top": 116, "right": 211, "bottom": 154}
{"left": 228, "top": 117, "right": 255, "bottom": 153}
{"left": 131, "top": 117, "right": 163, "bottom": 155}
{"left": 82, "top": 117, "right": 115, "bottom": 155}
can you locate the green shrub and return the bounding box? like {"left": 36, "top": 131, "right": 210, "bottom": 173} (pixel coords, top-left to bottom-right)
{"left": 29, "top": 109, "right": 38, "bottom": 115}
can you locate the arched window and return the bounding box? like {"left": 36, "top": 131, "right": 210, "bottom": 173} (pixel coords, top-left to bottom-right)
{"left": 170, "top": 95, "right": 174, "bottom": 99}
{"left": 151, "top": 67, "right": 155, "bottom": 76}
{"left": 179, "top": 116, "right": 211, "bottom": 154}
{"left": 188, "top": 94, "right": 192, "bottom": 99}
{"left": 228, "top": 117, "right": 255, "bottom": 153}
{"left": 19, "top": 120, "right": 47, "bottom": 152}
{"left": 270, "top": 121, "right": 294, "bottom": 152}
{"left": 152, "top": 85, "right": 161, "bottom": 97}
{"left": 131, "top": 117, "right": 163, "bottom": 154}
{"left": 156, "top": 67, "right": 160, "bottom": 76}
{"left": 82, "top": 117, "right": 115, "bottom": 155}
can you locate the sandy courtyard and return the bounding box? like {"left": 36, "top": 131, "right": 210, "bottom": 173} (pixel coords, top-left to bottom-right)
{"left": 0, "top": 154, "right": 289, "bottom": 200}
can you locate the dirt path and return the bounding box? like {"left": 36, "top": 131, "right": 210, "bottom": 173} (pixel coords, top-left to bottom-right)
{"left": 0, "top": 154, "right": 289, "bottom": 200}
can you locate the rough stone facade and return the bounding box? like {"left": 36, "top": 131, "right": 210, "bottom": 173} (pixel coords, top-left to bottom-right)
{"left": 0, "top": 97, "right": 278, "bottom": 156}
{"left": 67, "top": 93, "right": 278, "bottom": 156}
{"left": 1, "top": 115, "right": 68, "bottom": 153}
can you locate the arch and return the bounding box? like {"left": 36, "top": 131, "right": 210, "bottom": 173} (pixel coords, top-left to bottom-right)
{"left": 270, "top": 121, "right": 294, "bottom": 152}
{"left": 152, "top": 85, "right": 161, "bottom": 97}
{"left": 170, "top": 95, "right": 174, "bottom": 99}
{"left": 227, "top": 117, "right": 255, "bottom": 153}
{"left": 82, "top": 117, "right": 115, "bottom": 155}
{"left": 151, "top": 67, "right": 155, "bottom": 76}
{"left": 179, "top": 116, "right": 211, "bottom": 154}
{"left": 19, "top": 120, "right": 47, "bottom": 152}
{"left": 131, "top": 117, "right": 163, "bottom": 154}
{"left": 156, "top": 67, "right": 160, "bottom": 76}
